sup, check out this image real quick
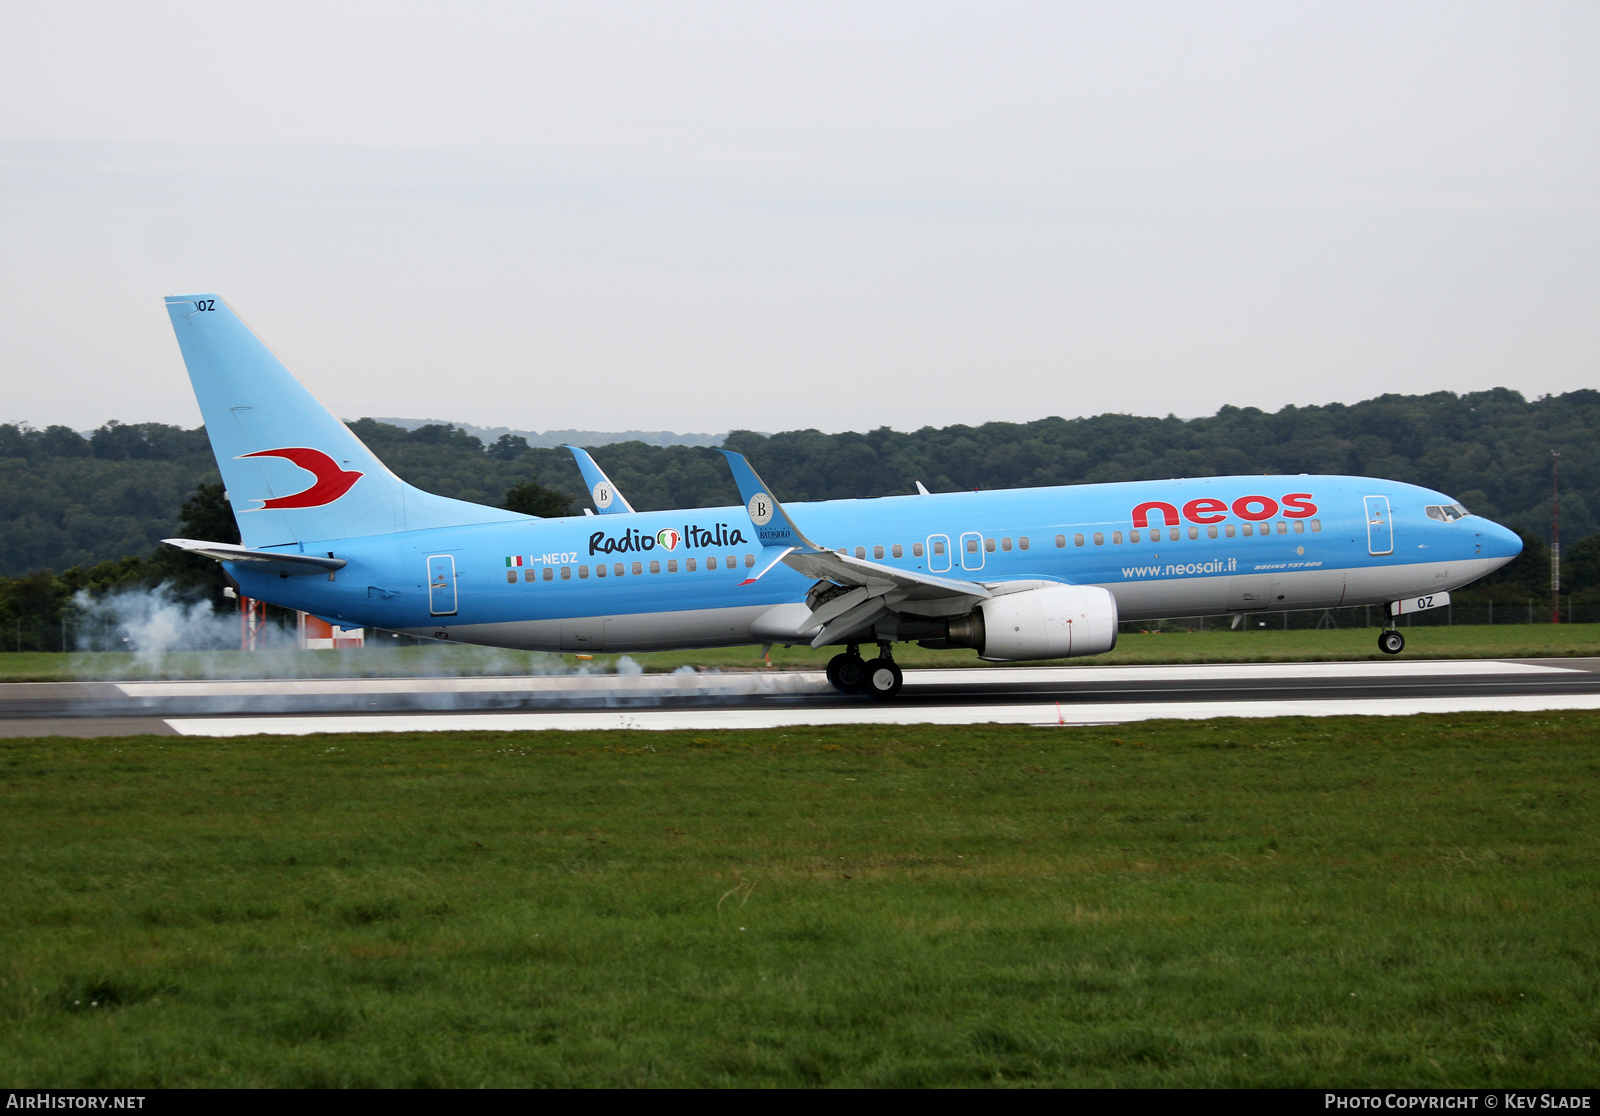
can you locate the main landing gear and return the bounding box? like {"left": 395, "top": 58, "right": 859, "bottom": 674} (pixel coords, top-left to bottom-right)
{"left": 1378, "top": 605, "right": 1405, "bottom": 655}
{"left": 826, "top": 643, "right": 904, "bottom": 699}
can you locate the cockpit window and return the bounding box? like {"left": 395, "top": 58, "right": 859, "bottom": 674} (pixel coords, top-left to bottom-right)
{"left": 1425, "top": 503, "right": 1470, "bottom": 522}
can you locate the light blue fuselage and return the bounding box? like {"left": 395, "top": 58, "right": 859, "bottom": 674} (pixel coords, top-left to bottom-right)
{"left": 227, "top": 474, "right": 1522, "bottom": 653}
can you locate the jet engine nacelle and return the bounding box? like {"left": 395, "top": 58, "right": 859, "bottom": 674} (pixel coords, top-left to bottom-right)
{"left": 976, "top": 584, "right": 1119, "bottom": 662}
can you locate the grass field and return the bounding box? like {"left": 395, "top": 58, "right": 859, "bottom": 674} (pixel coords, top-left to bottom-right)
{"left": 3, "top": 623, "right": 1599, "bottom": 681}
{"left": 2, "top": 712, "right": 1597, "bottom": 1087}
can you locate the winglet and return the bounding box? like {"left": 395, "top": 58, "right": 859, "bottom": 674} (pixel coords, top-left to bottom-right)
{"left": 563, "top": 446, "right": 634, "bottom": 514}
{"left": 717, "top": 450, "right": 821, "bottom": 552}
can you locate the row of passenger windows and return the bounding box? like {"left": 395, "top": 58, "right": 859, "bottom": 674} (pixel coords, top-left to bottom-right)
{"left": 843, "top": 537, "right": 1033, "bottom": 560}
{"left": 1064, "top": 519, "right": 1323, "bottom": 547}
{"left": 510, "top": 553, "right": 756, "bottom": 583}
{"left": 509, "top": 518, "right": 1326, "bottom": 582}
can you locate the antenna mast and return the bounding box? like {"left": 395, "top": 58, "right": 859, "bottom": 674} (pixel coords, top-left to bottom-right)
{"left": 1551, "top": 451, "right": 1561, "bottom": 625}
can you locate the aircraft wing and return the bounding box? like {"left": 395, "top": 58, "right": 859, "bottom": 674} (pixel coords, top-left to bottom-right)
{"left": 163, "top": 538, "right": 347, "bottom": 576}
{"left": 563, "top": 446, "right": 635, "bottom": 514}
{"left": 716, "top": 450, "right": 991, "bottom": 647}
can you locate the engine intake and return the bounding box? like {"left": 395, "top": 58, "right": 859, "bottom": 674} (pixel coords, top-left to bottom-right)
{"left": 974, "top": 584, "right": 1119, "bottom": 661}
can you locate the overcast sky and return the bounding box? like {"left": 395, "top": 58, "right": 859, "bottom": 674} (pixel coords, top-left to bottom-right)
{"left": 1, "top": 1, "right": 1596, "bottom": 436}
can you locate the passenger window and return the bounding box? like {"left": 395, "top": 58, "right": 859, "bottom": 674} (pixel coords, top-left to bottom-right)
{"left": 707, "top": 557, "right": 718, "bottom": 570}
{"left": 966, "top": 538, "right": 979, "bottom": 553}
{"left": 984, "top": 538, "right": 996, "bottom": 553}
{"left": 632, "top": 561, "right": 643, "bottom": 575}
{"left": 543, "top": 567, "right": 553, "bottom": 581}
{"left": 1073, "top": 534, "right": 1084, "bottom": 547}
{"left": 686, "top": 558, "right": 697, "bottom": 571}
{"left": 1310, "top": 519, "right": 1321, "bottom": 533}
{"left": 1207, "top": 525, "right": 1217, "bottom": 539}
{"left": 1001, "top": 537, "right": 1013, "bottom": 551}
{"left": 892, "top": 544, "right": 903, "bottom": 558}
{"left": 560, "top": 566, "right": 571, "bottom": 580}
{"left": 1242, "top": 524, "right": 1253, "bottom": 537}
{"left": 1111, "top": 531, "right": 1122, "bottom": 544}
{"left": 913, "top": 543, "right": 924, "bottom": 557}
{"left": 1130, "top": 529, "right": 1141, "bottom": 543}
{"left": 1169, "top": 527, "right": 1180, "bottom": 541}
{"left": 874, "top": 545, "right": 884, "bottom": 559}
{"left": 506, "top": 570, "right": 517, "bottom": 584}
{"left": 579, "top": 565, "right": 589, "bottom": 579}
{"left": 1056, "top": 534, "right": 1066, "bottom": 548}
{"left": 1293, "top": 520, "right": 1304, "bottom": 534}
{"left": 1018, "top": 537, "right": 1029, "bottom": 550}
{"left": 726, "top": 554, "right": 736, "bottom": 569}
{"left": 1276, "top": 521, "right": 1287, "bottom": 535}
{"left": 932, "top": 540, "right": 945, "bottom": 556}
{"left": 667, "top": 559, "right": 678, "bottom": 573}
{"left": 855, "top": 547, "right": 866, "bottom": 559}
{"left": 649, "top": 560, "right": 660, "bottom": 574}
{"left": 1093, "top": 532, "right": 1104, "bottom": 546}
{"left": 615, "top": 563, "right": 625, "bottom": 577}
{"left": 1188, "top": 526, "right": 1198, "bottom": 540}
{"left": 744, "top": 554, "right": 754, "bottom": 567}
{"left": 596, "top": 564, "right": 607, "bottom": 578}
{"left": 525, "top": 569, "right": 536, "bottom": 582}
{"left": 1225, "top": 525, "right": 1236, "bottom": 538}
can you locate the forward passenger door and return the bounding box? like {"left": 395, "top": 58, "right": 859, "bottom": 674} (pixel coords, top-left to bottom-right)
{"left": 1364, "top": 496, "right": 1394, "bottom": 556}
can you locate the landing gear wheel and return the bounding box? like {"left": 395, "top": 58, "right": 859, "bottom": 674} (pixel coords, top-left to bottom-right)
{"left": 827, "top": 653, "right": 866, "bottom": 694}
{"left": 861, "top": 658, "right": 903, "bottom": 699}
{"left": 1378, "top": 629, "right": 1405, "bottom": 655}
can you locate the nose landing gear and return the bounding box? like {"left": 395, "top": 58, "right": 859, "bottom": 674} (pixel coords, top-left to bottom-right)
{"left": 1378, "top": 606, "right": 1405, "bottom": 655}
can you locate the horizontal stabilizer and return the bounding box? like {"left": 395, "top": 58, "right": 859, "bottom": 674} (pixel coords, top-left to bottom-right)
{"left": 163, "top": 538, "right": 346, "bottom": 576}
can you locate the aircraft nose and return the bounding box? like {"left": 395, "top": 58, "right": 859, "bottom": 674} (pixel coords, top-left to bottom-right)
{"left": 1483, "top": 520, "right": 1523, "bottom": 564}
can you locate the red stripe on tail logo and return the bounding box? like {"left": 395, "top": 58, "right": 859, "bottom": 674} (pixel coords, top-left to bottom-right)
{"left": 238, "top": 448, "right": 364, "bottom": 509}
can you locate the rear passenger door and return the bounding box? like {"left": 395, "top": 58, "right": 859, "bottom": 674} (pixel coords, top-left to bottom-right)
{"left": 427, "top": 554, "right": 457, "bottom": 616}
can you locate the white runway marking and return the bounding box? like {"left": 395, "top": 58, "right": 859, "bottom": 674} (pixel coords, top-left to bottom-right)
{"left": 168, "top": 692, "right": 1600, "bottom": 737}
{"left": 902, "top": 660, "right": 1581, "bottom": 685}
{"left": 117, "top": 657, "right": 1577, "bottom": 700}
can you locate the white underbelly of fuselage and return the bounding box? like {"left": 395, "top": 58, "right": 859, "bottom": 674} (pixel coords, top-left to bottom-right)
{"left": 402, "top": 604, "right": 778, "bottom": 654}
{"left": 1105, "top": 557, "right": 1492, "bottom": 622}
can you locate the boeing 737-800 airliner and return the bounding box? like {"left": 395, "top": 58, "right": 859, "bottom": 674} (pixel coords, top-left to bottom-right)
{"left": 161, "top": 295, "right": 1523, "bottom": 698}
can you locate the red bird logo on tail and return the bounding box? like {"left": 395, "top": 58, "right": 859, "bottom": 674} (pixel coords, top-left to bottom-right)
{"left": 238, "top": 447, "right": 364, "bottom": 509}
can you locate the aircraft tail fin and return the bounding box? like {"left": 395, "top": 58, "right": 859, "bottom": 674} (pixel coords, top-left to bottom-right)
{"left": 164, "top": 294, "right": 531, "bottom": 548}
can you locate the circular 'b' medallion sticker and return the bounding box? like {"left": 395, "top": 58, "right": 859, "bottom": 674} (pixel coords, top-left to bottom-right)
{"left": 592, "top": 482, "right": 613, "bottom": 509}
{"left": 748, "top": 493, "right": 775, "bottom": 526}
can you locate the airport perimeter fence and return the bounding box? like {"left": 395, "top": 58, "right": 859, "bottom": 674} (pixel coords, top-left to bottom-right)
{"left": 1125, "top": 599, "right": 1600, "bottom": 634}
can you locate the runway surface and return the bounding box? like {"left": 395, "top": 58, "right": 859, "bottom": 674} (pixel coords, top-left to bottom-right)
{"left": 3, "top": 657, "right": 1600, "bottom": 736}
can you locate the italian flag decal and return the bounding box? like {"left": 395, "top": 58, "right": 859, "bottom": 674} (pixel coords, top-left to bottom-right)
{"left": 504, "top": 555, "right": 524, "bottom": 567}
